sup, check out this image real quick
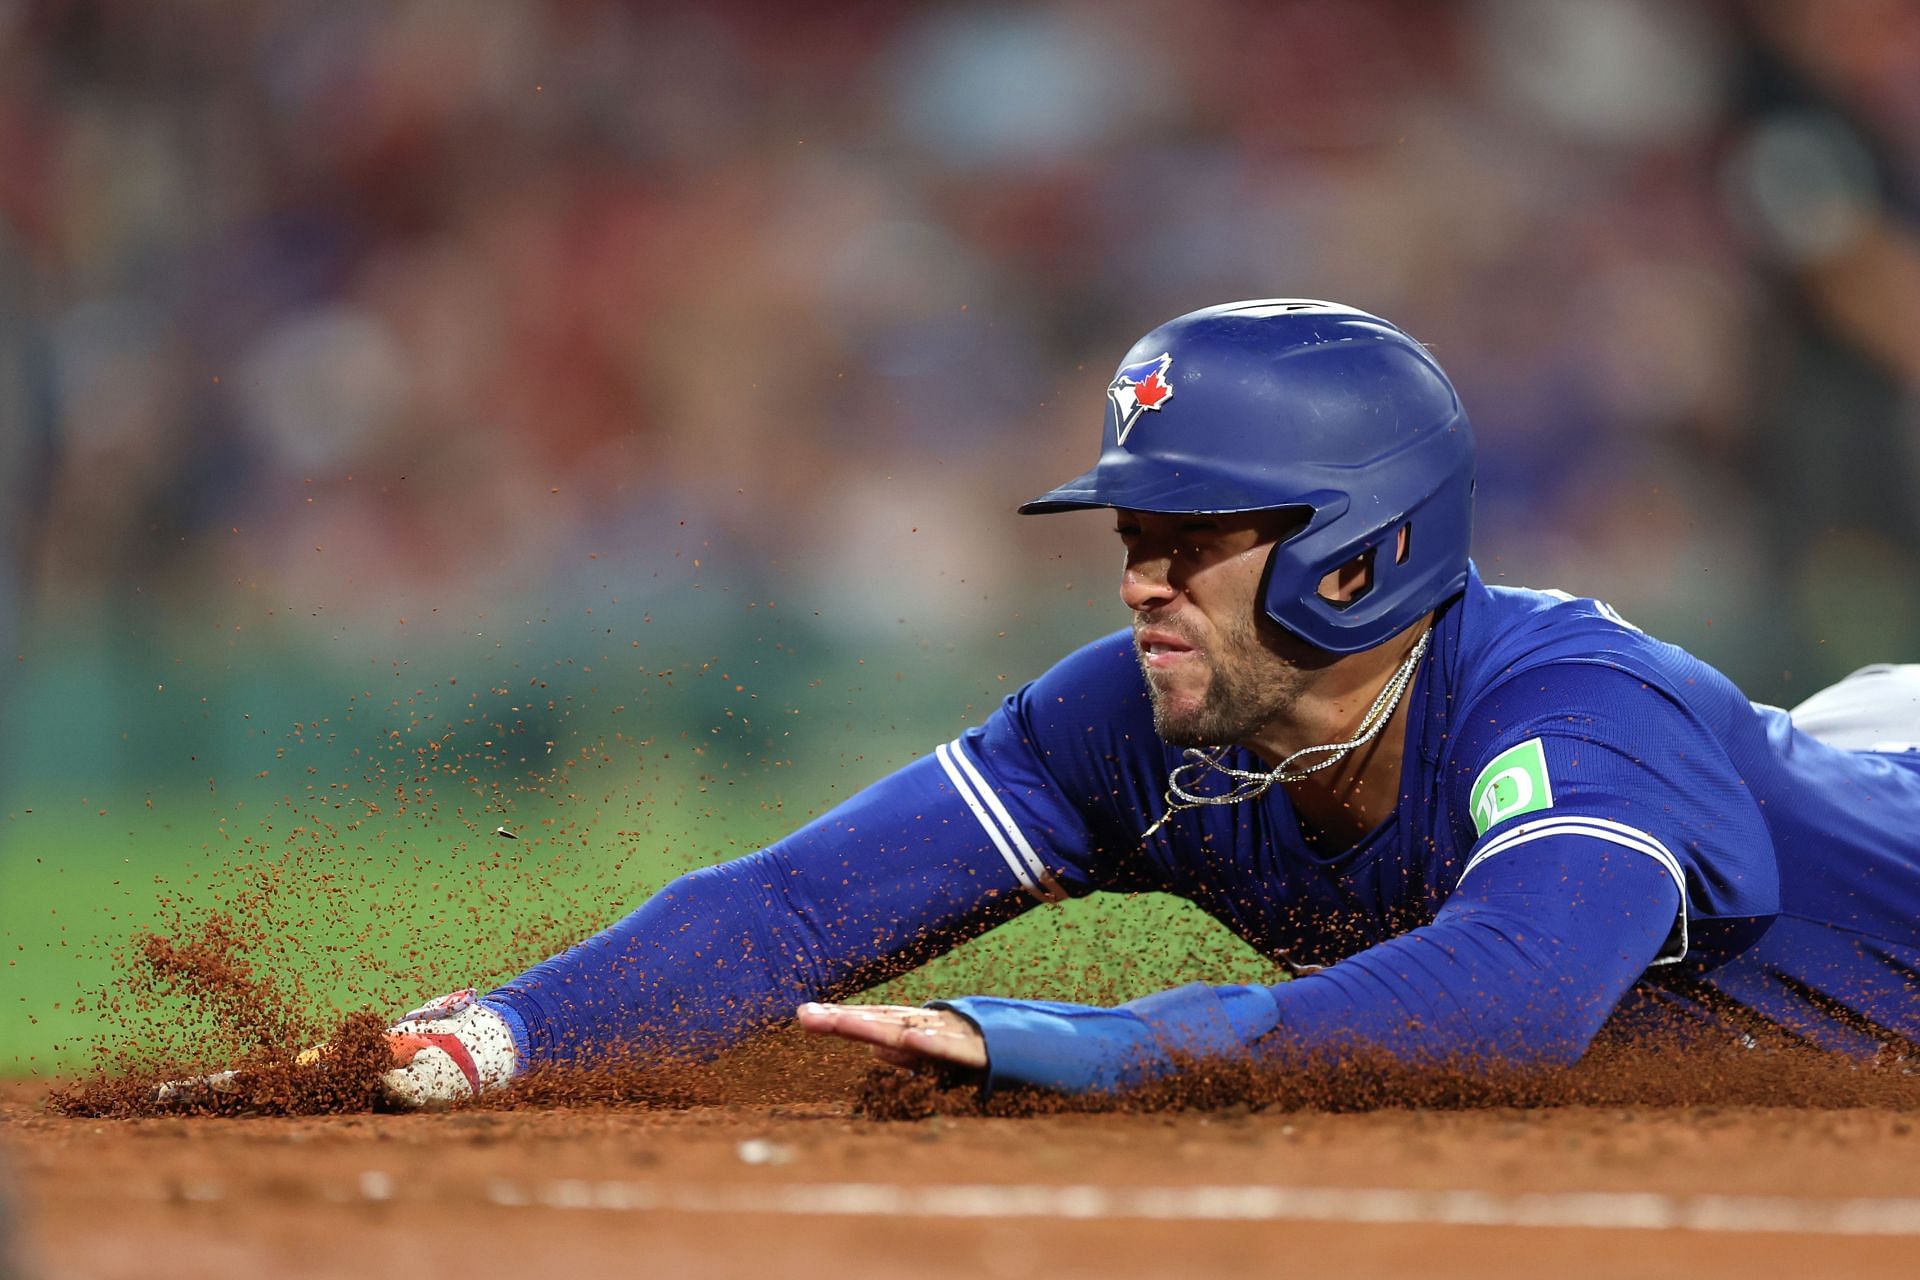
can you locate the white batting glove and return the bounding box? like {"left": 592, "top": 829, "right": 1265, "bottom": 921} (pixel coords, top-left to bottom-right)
{"left": 376, "top": 989, "right": 521, "bottom": 1109}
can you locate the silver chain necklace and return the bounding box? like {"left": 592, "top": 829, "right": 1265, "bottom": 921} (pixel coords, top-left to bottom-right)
{"left": 1140, "top": 626, "right": 1432, "bottom": 840}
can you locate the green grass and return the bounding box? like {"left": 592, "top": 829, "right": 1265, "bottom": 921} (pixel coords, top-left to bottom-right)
{"left": 1, "top": 767, "right": 1283, "bottom": 1075}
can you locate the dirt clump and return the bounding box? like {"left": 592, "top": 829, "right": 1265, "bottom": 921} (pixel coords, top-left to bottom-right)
{"left": 50, "top": 909, "right": 394, "bottom": 1119}
{"left": 51, "top": 1011, "right": 393, "bottom": 1119}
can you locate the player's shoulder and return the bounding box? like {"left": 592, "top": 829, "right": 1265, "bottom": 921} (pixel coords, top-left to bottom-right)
{"left": 1440, "top": 572, "right": 1756, "bottom": 771}
{"left": 1457, "top": 573, "right": 1724, "bottom": 707}
{"left": 1471, "top": 578, "right": 1659, "bottom": 665}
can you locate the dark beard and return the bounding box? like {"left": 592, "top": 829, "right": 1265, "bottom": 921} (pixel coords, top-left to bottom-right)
{"left": 1138, "top": 611, "right": 1308, "bottom": 747}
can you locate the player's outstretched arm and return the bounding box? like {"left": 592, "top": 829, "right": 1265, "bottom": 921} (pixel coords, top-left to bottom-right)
{"left": 208, "top": 636, "right": 1132, "bottom": 1108}
{"left": 167, "top": 733, "right": 1073, "bottom": 1111}
{"left": 802, "top": 836, "right": 1680, "bottom": 1094}
{"left": 469, "top": 636, "right": 1143, "bottom": 1084}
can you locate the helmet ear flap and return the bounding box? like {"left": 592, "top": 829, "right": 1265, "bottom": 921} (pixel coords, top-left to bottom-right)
{"left": 1255, "top": 537, "right": 1378, "bottom": 653}
{"left": 1260, "top": 443, "right": 1471, "bottom": 655}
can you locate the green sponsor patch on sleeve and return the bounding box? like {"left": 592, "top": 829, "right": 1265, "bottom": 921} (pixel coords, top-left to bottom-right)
{"left": 1469, "top": 737, "right": 1555, "bottom": 836}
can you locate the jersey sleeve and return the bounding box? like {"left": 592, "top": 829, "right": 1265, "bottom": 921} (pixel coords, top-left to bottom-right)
{"left": 1443, "top": 660, "right": 1782, "bottom": 965}
{"left": 486, "top": 632, "right": 1161, "bottom": 1063}
{"left": 937, "top": 833, "right": 1683, "bottom": 1092}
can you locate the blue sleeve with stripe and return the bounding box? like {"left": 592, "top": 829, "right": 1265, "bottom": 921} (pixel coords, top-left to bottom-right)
{"left": 1443, "top": 660, "right": 1780, "bottom": 943}
{"left": 483, "top": 634, "right": 1158, "bottom": 1063}
{"left": 940, "top": 834, "right": 1682, "bottom": 1093}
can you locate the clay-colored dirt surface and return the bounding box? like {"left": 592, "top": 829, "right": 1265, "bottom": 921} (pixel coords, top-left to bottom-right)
{"left": 8, "top": 1073, "right": 1920, "bottom": 1280}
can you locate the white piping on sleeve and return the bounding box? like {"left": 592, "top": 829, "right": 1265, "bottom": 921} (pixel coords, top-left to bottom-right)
{"left": 934, "top": 740, "right": 1066, "bottom": 903}
{"left": 1459, "top": 814, "right": 1689, "bottom": 965}
{"left": 943, "top": 739, "right": 1065, "bottom": 901}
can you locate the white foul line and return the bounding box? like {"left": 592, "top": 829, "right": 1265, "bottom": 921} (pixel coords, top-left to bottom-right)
{"left": 473, "top": 1179, "right": 1920, "bottom": 1237}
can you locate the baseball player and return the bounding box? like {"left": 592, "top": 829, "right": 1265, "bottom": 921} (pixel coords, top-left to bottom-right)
{"left": 348, "top": 300, "right": 1920, "bottom": 1106}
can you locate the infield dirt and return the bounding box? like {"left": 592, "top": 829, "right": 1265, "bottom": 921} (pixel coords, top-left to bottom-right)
{"left": 14, "top": 1024, "right": 1920, "bottom": 1280}
{"left": 10, "top": 1068, "right": 1920, "bottom": 1280}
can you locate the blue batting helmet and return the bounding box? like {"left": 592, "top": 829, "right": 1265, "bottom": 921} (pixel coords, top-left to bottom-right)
{"left": 1021, "top": 299, "right": 1474, "bottom": 655}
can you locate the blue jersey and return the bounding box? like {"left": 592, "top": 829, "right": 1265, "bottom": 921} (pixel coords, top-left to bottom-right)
{"left": 488, "top": 567, "right": 1920, "bottom": 1091}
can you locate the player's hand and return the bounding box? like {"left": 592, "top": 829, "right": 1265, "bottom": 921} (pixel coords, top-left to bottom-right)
{"left": 369, "top": 989, "right": 520, "bottom": 1108}
{"left": 795, "top": 1002, "right": 987, "bottom": 1070}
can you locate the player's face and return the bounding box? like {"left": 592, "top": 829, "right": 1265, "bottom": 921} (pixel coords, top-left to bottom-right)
{"left": 1115, "top": 508, "right": 1313, "bottom": 747}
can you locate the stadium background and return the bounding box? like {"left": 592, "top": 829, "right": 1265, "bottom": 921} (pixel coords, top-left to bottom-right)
{"left": 4, "top": 0, "right": 1920, "bottom": 1072}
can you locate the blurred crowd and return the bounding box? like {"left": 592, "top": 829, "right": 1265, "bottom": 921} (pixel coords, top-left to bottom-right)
{"left": 4, "top": 0, "right": 1920, "bottom": 790}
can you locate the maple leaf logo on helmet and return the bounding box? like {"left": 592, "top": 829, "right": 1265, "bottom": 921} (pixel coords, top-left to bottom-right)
{"left": 1108, "top": 352, "right": 1175, "bottom": 446}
